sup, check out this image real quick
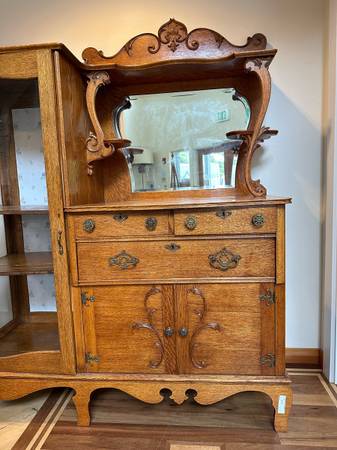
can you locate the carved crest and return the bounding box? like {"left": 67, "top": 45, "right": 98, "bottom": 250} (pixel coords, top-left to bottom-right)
{"left": 82, "top": 18, "right": 270, "bottom": 66}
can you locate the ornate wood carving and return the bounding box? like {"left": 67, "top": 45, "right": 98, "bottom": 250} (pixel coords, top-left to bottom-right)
{"left": 85, "top": 72, "right": 131, "bottom": 175}
{"left": 228, "top": 127, "right": 278, "bottom": 197}
{"left": 82, "top": 18, "right": 270, "bottom": 67}
{"left": 132, "top": 286, "right": 164, "bottom": 369}
{"left": 188, "top": 287, "right": 222, "bottom": 369}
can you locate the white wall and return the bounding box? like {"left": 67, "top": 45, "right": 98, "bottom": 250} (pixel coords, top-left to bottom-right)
{"left": 0, "top": 0, "right": 326, "bottom": 348}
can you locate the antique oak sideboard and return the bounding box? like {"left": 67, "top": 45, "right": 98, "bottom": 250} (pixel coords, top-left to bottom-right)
{"left": 0, "top": 19, "right": 292, "bottom": 431}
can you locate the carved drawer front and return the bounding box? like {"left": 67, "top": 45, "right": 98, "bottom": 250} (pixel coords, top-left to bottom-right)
{"left": 76, "top": 238, "right": 275, "bottom": 283}
{"left": 73, "top": 212, "right": 170, "bottom": 239}
{"left": 175, "top": 283, "right": 276, "bottom": 375}
{"left": 81, "top": 285, "right": 176, "bottom": 373}
{"left": 174, "top": 207, "right": 277, "bottom": 235}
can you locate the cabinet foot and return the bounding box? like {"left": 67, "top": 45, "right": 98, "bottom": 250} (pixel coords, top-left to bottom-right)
{"left": 73, "top": 389, "right": 92, "bottom": 427}
{"left": 271, "top": 390, "right": 292, "bottom": 433}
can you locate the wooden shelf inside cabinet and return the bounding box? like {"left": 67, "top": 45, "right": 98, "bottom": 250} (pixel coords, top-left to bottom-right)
{"left": 0, "top": 317, "right": 59, "bottom": 357}
{"left": 0, "top": 252, "right": 53, "bottom": 275}
{"left": 0, "top": 205, "right": 49, "bottom": 215}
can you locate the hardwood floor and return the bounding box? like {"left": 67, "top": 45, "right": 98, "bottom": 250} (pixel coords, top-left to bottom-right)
{"left": 5, "top": 371, "right": 337, "bottom": 450}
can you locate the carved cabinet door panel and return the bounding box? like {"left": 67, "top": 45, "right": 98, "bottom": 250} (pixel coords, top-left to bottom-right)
{"left": 81, "top": 285, "right": 176, "bottom": 373}
{"left": 175, "top": 283, "right": 276, "bottom": 375}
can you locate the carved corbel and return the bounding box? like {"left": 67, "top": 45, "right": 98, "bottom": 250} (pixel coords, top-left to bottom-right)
{"left": 227, "top": 56, "right": 277, "bottom": 197}
{"left": 85, "top": 71, "right": 114, "bottom": 175}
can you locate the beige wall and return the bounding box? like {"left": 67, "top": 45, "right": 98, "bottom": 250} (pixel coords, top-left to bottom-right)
{"left": 0, "top": 0, "right": 326, "bottom": 348}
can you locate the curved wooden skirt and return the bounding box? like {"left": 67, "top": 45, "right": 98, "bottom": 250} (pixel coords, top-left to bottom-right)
{"left": 0, "top": 373, "right": 292, "bottom": 432}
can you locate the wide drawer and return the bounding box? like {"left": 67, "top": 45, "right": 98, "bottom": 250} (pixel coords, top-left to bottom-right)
{"left": 77, "top": 238, "right": 275, "bottom": 283}
{"left": 174, "top": 207, "right": 277, "bottom": 235}
{"left": 73, "top": 211, "right": 170, "bottom": 239}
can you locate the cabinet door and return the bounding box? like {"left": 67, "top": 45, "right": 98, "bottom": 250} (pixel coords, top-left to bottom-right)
{"left": 175, "top": 284, "right": 276, "bottom": 375}
{"left": 81, "top": 285, "right": 176, "bottom": 373}
{"left": 0, "top": 49, "right": 75, "bottom": 374}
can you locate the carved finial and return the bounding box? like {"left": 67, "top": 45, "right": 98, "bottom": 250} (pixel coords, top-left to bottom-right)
{"left": 157, "top": 18, "right": 188, "bottom": 52}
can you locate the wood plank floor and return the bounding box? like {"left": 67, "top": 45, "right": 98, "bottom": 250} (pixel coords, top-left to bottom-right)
{"left": 7, "top": 371, "right": 337, "bottom": 450}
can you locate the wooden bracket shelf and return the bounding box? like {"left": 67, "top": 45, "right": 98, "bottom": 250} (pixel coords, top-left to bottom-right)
{"left": 0, "top": 252, "right": 53, "bottom": 275}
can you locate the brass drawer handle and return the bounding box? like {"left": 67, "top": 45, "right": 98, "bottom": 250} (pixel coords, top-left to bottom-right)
{"left": 252, "top": 213, "right": 265, "bottom": 227}
{"left": 216, "top": 209, "right": 232, "bottom": 219}
{"left": 164, "top": 326, "right": 174, "bottom": 337}
{"left": 185, "top": 216, "right": 197, "bottom": 230}
{"left": 113, "top": 213, "right": 128, "bottom": 222}
{"left": 83, "top": 219, "right": 95, "bottom": 233}
{"left": 165, "top": 243, "right": 181, "bottom": 252}
{"left": 145, "top": 217, "right": 157, "bottom": 231}
{"left": 109, "top": 250, "right": 139, "bottom": 269}
{"left": 179, "top": 327, "right": 188, "bottom": 337}
{"left": 208, "top": 247, "right": 241, "bottom": 271}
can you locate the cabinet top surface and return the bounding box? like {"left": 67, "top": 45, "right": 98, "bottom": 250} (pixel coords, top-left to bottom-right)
{"left": 64, "top": 195, "right": 291, "bottom": 213}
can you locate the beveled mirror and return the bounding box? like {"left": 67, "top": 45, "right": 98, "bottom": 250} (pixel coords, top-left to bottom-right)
{"left": 121, "top": 88, "right": 249, "bottom": 192}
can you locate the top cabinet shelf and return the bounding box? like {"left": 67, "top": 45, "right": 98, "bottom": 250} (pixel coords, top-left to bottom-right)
{"left": 0, "top": 206, "right": 49, "bottom": 215}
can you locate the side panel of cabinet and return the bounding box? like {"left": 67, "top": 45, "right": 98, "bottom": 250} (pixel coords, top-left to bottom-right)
{"left": 175, "top": 283, "right": 276, "bottom": 375}
{"left": 81, "top": 285, "right": 177, "bottom": 374}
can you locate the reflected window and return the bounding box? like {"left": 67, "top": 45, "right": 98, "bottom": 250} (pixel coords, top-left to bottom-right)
{"left": 122, "top": 88, "right": 249, "bottom": 193}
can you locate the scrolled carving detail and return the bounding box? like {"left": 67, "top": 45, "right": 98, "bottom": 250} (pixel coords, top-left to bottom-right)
{"left": 132, "top": 287, "right": 164, "bottom": 369}
{"left": 187, "top": 287, "right": 222, "bottom": 369}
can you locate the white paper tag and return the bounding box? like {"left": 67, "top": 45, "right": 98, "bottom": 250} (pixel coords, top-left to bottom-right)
{"left": 278, "top": 394, "right": 287, "bottom": 414}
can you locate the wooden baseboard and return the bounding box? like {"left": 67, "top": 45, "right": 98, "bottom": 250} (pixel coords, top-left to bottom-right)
{"left": 285, "top": 348, "right": 322, "bottom": 368}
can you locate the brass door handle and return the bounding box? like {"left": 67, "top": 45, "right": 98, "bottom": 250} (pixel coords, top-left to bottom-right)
{"left": 145, "top": 217, "right": 157, "bottom": 231}
{"left": 179, "top": 327, "right": 188, "bottom": 337}
{"left": 109, "top": 250, "right": 139, "bottom": 269}
{"left": 208, "top": 247, "right": 241, "bottom": 271}
{"left": 83, "top": 219, "right": 95, "bottom": 233}
{"left": 164, "top": 326, "right": 174, "bottom": 337}
{"left": 252, "top": 213, "right": 265, "bottom": 227}
{"left": 185, "top": 216, "right": 197, "bottom": 230}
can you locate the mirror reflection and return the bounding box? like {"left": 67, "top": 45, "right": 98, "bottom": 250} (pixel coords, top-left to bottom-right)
{"left": 121, "top": 88, "right": 250, "bottom": 192}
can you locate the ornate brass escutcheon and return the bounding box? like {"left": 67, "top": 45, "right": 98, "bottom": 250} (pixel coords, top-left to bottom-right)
{"left": 252, "top": 213, "right": 265, "bottom": 227}
{"left": 260, "top": 353, "right": 276, "bottom": 368}
{"left": 113, "top": 213, "right": 128, "bottom": 222}
{"left": 165, "top": 242, "right": 181, "bottom": 251}
{"left": 109, "top": 250, "right": 139, "bottom": 269}
{"left": 216, "top": 208, "right": 232, "bottom": 219}
{"left": 145, "top": 217, "right": 157, "bottom": 231}
{"left": 185, "top": 216, "right": 197, "bottom": 230}
{"left": 83, "top": 219, "right": 95, "bottom": 233}
{"left": 208, "top": 247, "right": 241, "bottom": 271}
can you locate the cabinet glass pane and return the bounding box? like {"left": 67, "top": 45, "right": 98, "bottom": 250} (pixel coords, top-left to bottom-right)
{"left": 0, "top": 78, "right": 59, "bottom": 357}
{"left": 121, "top": 88, "right": 249, "bottom": 192}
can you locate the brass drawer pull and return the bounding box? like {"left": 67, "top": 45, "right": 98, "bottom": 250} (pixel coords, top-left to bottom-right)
{"left": 164, "top": 326, "right": 174, "bottom": 337}
{"left": 185, "top": 216, "right": 197, "bottom": 230}
{"left": 145, "top": 217, "right": 157, "bottom": 231}
{"left": 165, "top": 242, "right": 181, "bottom": 252}
{"left": 179, "top": 327, "right": 188, "bottom": 337}
{"left": 109, "top": 250, "right": 139, "bottom": 269}
{"left": 252, "top": 213, "right": 265, "bottom": 227}
{"left": 216, "top": 209, "right": 232, "bottom": 219}
{"left": 83, "top": 219, "right": 95, "bottom": 233}
{"left": 208, "top": 247, "right": 241, "bottom": 271}
{"left": 113, "top": 213, "right": 128, "bottom": 222}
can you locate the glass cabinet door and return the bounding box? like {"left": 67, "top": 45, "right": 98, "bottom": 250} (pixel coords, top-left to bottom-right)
{"left": 0, "top": 50, "right": 74, "bottom": 373}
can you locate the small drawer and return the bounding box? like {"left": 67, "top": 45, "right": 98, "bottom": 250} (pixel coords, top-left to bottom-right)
{"left": 73, "top": 212, "right": 170, "bottom": 239}
{"left": 77, "top": 238, "right": 275, "bottom": 283}
{"left": 174, "top": 207, "right": 277, "bottom": 235}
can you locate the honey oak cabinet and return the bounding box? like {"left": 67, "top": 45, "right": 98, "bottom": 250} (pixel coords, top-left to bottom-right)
{"left": 0, "top": 19, "right": 292, "bottom": 432}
